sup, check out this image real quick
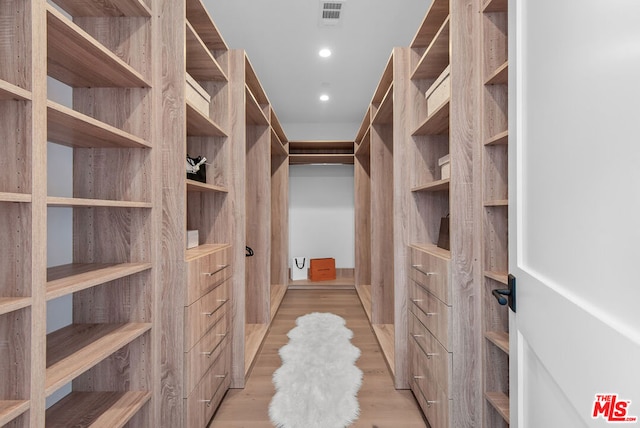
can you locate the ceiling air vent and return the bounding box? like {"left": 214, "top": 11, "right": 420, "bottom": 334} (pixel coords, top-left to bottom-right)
{"left": 319, "top": 1, "right": 345, "bottom": 27}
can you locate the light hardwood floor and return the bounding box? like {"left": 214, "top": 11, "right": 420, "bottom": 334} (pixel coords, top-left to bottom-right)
{"left": 209, "top": 289, "right": 427, "bottom": 427}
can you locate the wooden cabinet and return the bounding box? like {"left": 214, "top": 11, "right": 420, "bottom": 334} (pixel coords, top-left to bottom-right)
{"left": 404, "top": 0, "right": 483, "bottom": 426}
{"left": 354, "top": 48, "right": 412, "bottom": 387}
{"left": 0, "top": 0, "right": 160, "bottom": 426}
{"left": 480, "top": 0, "right": 510, "bottom": 425}
{"left": 228, "top": 50, "right": 289, "bottom": 388}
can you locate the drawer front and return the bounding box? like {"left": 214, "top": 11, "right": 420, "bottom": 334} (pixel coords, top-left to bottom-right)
{"left": 186, "top": 247, "right": 231, "bottom": 305}
{"left": 409, "top": 340, "right": 451, "bottom": 428}
{"left": 409, "top": 311, "right": 452, "bottom": 398}
{"left": 184, "top": 280, "right": 230, "bottom": 351}
{"left": 185, "top": 345, "right": 231, "bottom": 428}
{"left": 409, "top": 280, "right": 452, "bottom": 351}
{"left": 410, "top": 247, "right": 450, "bottom": 305}
{"left": 184, "top": 305, "right": 230, "bottom": 396}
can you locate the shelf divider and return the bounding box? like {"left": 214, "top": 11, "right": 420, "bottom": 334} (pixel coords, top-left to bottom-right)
{"left": 0, "top": 400, "right": 30, "bottom": 427}
{"left": 485, "top": 391, "right": 510, "bottom": 424}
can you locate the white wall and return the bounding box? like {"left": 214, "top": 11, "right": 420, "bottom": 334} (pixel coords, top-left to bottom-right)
{"left": 289, "top": 164, "right": 354, "bottom": 269}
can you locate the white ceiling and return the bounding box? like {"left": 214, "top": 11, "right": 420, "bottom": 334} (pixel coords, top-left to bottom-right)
{"left": 203, "top": 0, "right": 431, "bottom": 139}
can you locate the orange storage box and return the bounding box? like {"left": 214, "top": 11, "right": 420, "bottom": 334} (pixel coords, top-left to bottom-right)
{"left": 309, "top": 258, "right": 336, "bottom": 281}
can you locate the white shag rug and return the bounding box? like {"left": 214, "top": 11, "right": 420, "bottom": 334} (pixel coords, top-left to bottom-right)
{"left": 269, "top": 312, "right": 363, "bottom": 428}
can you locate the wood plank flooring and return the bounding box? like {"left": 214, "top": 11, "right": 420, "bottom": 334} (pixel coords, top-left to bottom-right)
{"left": 209, "top": 289, "right": 427, "bottom": 428}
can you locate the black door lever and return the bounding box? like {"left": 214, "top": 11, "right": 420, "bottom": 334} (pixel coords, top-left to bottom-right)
{"left": 491, "top": 274, "right": 516, "bottom": 312}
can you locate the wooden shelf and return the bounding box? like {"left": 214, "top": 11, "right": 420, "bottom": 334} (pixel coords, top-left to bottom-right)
{"left": 482, "top": 0, "right": 508, "bottom": 13}
{"left": 355, "top": 128, "right": 371, "bottom": 156}
{"left": 46, "top": 5, "right": 150, "bottom": 88}
{"left": 371, "top": 57, "right": 393, "bottom": 105}
{"left": 245, "top": 56, "right": 269, "bottom": 106}
{"left": 484, "top": 130, "right": 508, "bottom": 146}
{"left": 410, "top": 0, "right": 450, "bottom": 49}
{"left": 186, "top": 101, "right": 228, "bottom": 137}
{"left": 486, "top": 61, "right": 508, "bottom": 85}
{"left": 271, "top": 129, "right": 288, "bottom": 157}
{"left": 484, "top": 270, "right": 508, "bottom": 285}
{"left": 186, "top": 0, "right": 228, "bottom": 51}
{"left": 411, "top": 243, "right": 451, "bottom": 260}
{"left": 48, "top": 101, "right": 151, "bottom": 149}
{"left": 185, "top": 243, "right": 230, "bottom": 262}
{"left": 0, "top": 297, "right": 32, "bottom": 316}
{"left": 244, "top": 323, "right": 269, "bottom": 376}
{"left": 0, "top": 79, "right": 31, "bottom": 101}
{"left": 185, "top": 179, "right": 228, "bottom": 193}
{"left": 412, "top": 17, "right": 450, "bottom": 80}
{"left": 0, "top": 400, "right": 30, "bottom": 427}
{"left": 485, "top": 331, "right": 509, "bottom": 354}
{"left": 185, "top": 21, "right": 227, "bottom": 81}
{"left": 270, "top": 284, "right": 287, "bottom": 321}
{"left": 484, "top": 199, "right": 508, "bottom": 207}
{"left": 45, "top": 323, "right": 151, "bottom": 396}
{"left": 372, "top": 324, "right": 395, "bottom": 376}
{"left": 47, "top": 197, "right": 152, "bottom": 209}
{"left": 46, "top": 263, "right": 152, "bottom": 301}
{"left": 372, "top": 83, "right": 394, "bottom": 125}
{"left": 412, "top": 99, "right": 450, "bottom": 135}
{"left": 270, "top": 110, "right": 288, "bottom": 144}
{"left": 485, "top": 391, "right": 510, "bottom": 424}
{"left": 0, "top": 192, "right": 31, "bottom": 203}
{"left": 45, "top": 391, "right": 150, "bottom": 428}
{"left": 355, "top": 107, "right": 371, "bottom": 144}
{"left": 289, "top": 154, "right": 354, "bottom": 165}
{"left": 355, "top": 284, "right": 372, "bottom": 322}
{"left": 411, "top": 178, "right": 450, "bottom": 193}
{"left": 246, "top": 86, "right": 269, "bottom": 126}
{"left": 52, "top": 0, "right": 151, "bottom": 17}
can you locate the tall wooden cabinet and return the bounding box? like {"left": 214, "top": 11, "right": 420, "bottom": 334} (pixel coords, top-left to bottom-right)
{"left": 1, "top": 0, "right": 161, "bottom": 426}
{"left": 228, "top": 50, "right": 289, "bottom": 388}
{"left": 479, "top": 0, "right": 510, "bottom": 425}
{"left": 354, "top": 48, "right": 412, "bottom": 388}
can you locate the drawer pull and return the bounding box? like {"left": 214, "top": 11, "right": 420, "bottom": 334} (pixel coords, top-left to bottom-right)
{"left": 201, "top": 333, "right": 228, "bottom": 357}
{"left": 413, "top": 375, "right": 424, "bottom": 380}
{"left": 412, "top": 265, "right": 435, "bottom": 277}
{"left": 200, "top": 373, "right": 228, "bottom": 407}
{"left": 203, "top": 299, "right": 229, "bottom": 317}
{"left": 410, "top": 298, "right": 423, "bottom": 303}
{"left": 426, "top": 400, "right": 437, "bottom": 407}
{"left": 426, "top": 352, "right": 438, "bottom": 359}
{"left": 411, "top": 333, "right": 423, "bottom": 339}
{"left": 203, "top": 264, "right": 230, "bottom": 276}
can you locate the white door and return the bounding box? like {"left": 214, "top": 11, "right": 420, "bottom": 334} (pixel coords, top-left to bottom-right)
{"left": 509, "top": 1, "right": 640, "bottom": 427}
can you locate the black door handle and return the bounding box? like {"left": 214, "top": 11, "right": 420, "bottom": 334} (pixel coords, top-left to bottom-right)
{"left": 246, "top": 246, "right": 254, "bottom": 257}
{"left": 491, "top": 274, "right": 516, "bottom": 312}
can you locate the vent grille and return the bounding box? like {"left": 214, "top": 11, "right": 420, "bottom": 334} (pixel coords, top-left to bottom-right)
{"left": 319, "top": 1, "right": 345, "bottom": 27}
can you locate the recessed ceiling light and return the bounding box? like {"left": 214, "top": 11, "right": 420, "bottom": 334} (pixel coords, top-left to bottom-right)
{"left": 319, "top": 94, "right": 330, "bottom": 102}
{"left": 319, "top": 48, "right": 332, "bottom": 58}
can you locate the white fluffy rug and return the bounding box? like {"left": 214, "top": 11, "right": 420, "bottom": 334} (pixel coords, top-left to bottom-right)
{"left": 269, "top": 312, "right": 363, "bottom": 428}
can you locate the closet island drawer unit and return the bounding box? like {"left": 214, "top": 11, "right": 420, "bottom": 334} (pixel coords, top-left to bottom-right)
{"left": 408, "top": 244, "right": 452, "bottom": 428}
{"left": 184, "top": 244, "right": 232, "bottom": 419}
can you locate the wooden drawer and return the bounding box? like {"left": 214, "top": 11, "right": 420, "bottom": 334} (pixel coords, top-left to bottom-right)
{"left": 184, "top": 305, "right": 230, "bottom": 396}
{"left": 184, "top": 345, "right": 230, "bottom": 428}
{"left": 409, "top": 311, "right": 452, "bottom": 398}
{"left": 184, "top": 280, "right": 230, "bottom": 351}
{"left": 410, "top": 247, "right": 450, "bottom": 305}
{"left": 186, "top": 246, "right": 231, "bottom": 306}
{"left": 410, "top": 340, "right": 451, "bottom": 428}
{"left": 409, "top": 279, "right": 452, "bottom": 351}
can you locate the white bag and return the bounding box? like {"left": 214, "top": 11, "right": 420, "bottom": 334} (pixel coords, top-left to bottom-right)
{"left": 291, "top": 257, "right": 308, "bottom": 281}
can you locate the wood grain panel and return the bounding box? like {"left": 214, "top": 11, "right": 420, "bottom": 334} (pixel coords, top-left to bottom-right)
{"left": 0, "top": 309, "right": 30, "bottom": 401}
{"left": 186, "top": 21, "right": 227, "bottom": 81}
{"left": 412, "top": 17, "right": 450, "bottom": 80}
{"left": 52, "top": 0, "right": 151, "bottom": 17}
{"left": 184, "top": 282, "right": 230, "bottom": 350}
{"left": 355, "top": 134, "right": 371, "bottom": 289}
{"left": 45, "top": 391, "right": 151, "bottom": 428}
{"left": 185, "top": 346, "right": 230, "bottom": 428}
{"left": 0, "top": 0, "right": 31, "bottom": 90}
{"left": 410, "top": 0, "right": 450, "bottom": 49}
{"left": 185, "top": 0, "right": 228, "bottom": 51}
{"left": 270, "top": 151, "right": 289, "bottom": 289}
{"left": 184, "top": 312, "right": 229, "bottom": 395}
{"left": 0, "top": 400, "right": 29, "bottom": 426}
{"left": 0, "top": 80, "right": 30, "bottom": 100}
{"left": 0, "top": 202, "right": 31, "bottom": 298}
{"left": 0, "top": 101, "right": 30, "bottom": 194}
{"left": 409, "top": 283, "right": 452, "bottom": 351}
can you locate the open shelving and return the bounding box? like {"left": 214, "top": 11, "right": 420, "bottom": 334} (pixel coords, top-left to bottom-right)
{"left": 480, "top": 0, "right": 510, "bottom": 425}
{"left": 288, "top": 140, "right": 354, "bottom": 165}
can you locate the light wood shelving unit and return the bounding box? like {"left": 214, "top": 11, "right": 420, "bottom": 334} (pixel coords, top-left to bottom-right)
{"left": 405, "top": 0, "right": 482, "bottom": 426}
{"left": 4, "top": 0, "right": 161, "bottom": 425}
{"left": 228, "top": 50, "right": 289, "bottom": 388}
{"left": 480, "top": 0, "right": 510, "bottom": 425}
{"left": 354, "top": 48, "right": 412, "bottom": 387}
{"left": 288, "top": 140, "right": 354, "bottom": 165}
